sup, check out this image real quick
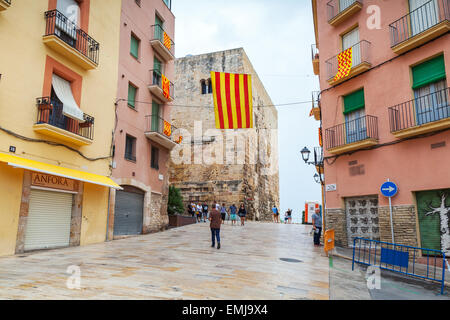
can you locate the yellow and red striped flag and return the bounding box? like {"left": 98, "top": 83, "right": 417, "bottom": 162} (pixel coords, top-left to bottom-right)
{"left": 334, "top": 47, "right": 352, "bottom": 81}
{"left": 210, "top": 72, "right": 253, "bottom": 129}
{"left": 162, "top": 74, "right": 170, "bottom": 99}
{"left": 163, "top": 32, "right": 171, "bottom": 50}
{"left": 163, "top": 120, "right": 172, "bottom": 137}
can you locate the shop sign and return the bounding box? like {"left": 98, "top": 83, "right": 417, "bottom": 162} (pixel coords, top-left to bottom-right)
{"left": 31, "top": 172, "right": 76, "bottom": 192}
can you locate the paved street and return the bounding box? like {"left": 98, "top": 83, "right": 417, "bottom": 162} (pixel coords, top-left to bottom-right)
{"left": 0, "top": 222, "right": 330, "bottom": 300}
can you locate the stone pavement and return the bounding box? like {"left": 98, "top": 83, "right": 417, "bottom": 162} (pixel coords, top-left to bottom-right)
{"left": 0, "top": 222, "right": 330, "bottom": 300}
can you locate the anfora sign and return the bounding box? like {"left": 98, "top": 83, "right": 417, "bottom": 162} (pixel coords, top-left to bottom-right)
{"left": 31, "top": 172, "right": 76, "bottom": 192}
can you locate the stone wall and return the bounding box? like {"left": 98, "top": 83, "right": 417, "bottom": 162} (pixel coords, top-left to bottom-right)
{"left": 325, "top": 208, "right": 348, "bottom": 247}
{"left": 169, "top": 48, "right": 279, "bottom": 221}
{"left": 378, "top": 205, "right": 418, "bottom": 247}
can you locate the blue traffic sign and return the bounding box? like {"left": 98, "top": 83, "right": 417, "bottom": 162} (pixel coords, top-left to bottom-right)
{"left": 380, "top": 181, "right": 398, "bottom": 197}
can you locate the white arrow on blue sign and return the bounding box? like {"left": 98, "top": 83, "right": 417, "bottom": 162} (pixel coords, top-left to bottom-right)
{"left": 380, "top": 181, "right": 398, "bottom": 197}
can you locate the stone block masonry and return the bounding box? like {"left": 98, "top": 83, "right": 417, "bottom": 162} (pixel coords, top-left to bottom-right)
{"left": 169, "top": 48, "right": 279, "bottom": 221}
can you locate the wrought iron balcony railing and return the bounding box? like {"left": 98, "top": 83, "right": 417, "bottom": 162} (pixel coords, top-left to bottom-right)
{"left": 44, "top": 9, "right": 100, "bottom": 66}
{"left": 145, "top": 115, "right": 176, "bottom": 139}
{"left": 325, "top": 40, "right": 371, "bottom": 80}
{"left": 325, "top": 115, "right": 378, "bottom": 150}
{"left": 388, "top": 87, "right": 450, "bottom": 132}
{"left": 36, "top": 97, "right": 94, "bottom": 141}
{"left": 389, "top": 0, "right": 450, "bottom": 47}
{"left": 149, "top": 69, "right": 174, "bottom": 99}
{"left": 151, "top": 24, "right": 175, "bottom": 56}
{"left": 327, "top": 0, "right": 362, "bottom": 21}
{"left": 312, "top": 91, "right": 321, "bottom": 109}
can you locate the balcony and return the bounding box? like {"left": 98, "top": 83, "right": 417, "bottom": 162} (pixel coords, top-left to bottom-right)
{"left": 389, "top": 87, "right": 450, "bottom": 138}
{"left": 326, "top": 40, "right": 371, "bottom": 86}
{"left": 325, "top": 115, "right": 378, "bottom": 154}
{"left": 150, "top": 25, "right": 175, "bottom": 62}
{"left": 311, "top": 91, "right": 321, "bottom": 121}
{"left": 311, "top": 44, "right": 320, "bottom": 75}
{"left": 34, "top": 97, "right": 94, "bottom": 146}
{"left": 389, "top": 0, "right": 450, "bottom": 54}
{"left": 0, "top": 0, "right": 11, "bottom": 11}
{"left": 43, "top": 10, "right": 99, "bottom": 70}
{"left": 144, "top": 115, "right": 177, "bottom": 150}
{"left": 148, "top": 70, "right": 174, "bottom": 103}
{"left": 327, "top": 0, "right": 363, "bottom": 26}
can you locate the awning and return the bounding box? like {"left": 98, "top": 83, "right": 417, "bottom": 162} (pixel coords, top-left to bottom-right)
{"left": 0, "top": 152, "right": 122, "bottom": 190}
{"left": 52, "top": 74, "right": 85, "bottom": 122}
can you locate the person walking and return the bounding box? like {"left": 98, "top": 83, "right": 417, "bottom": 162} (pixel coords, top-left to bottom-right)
{"left": 202, "top": 203, "right": 209, "bottom": 223}
{"left": 209, "top": 203, "right": 222, "bottom": 249}
{"left": 312, "top": 208, "right": 323, "bottom": 246}
{"left": 188, "top": 203, "right": 194, "bottom": 217}
{"left": 238, "top": 204, "right": 247, "bottom": 226}
{"left": 196, "top": 203, "right": 202, "bottom": 223}
{"left": 220, "top": 203, "right": 227, "bottom": 225}
{"left": 229, "top": 204, "right": 237, "bottom": 226}
{"left": 288, "top": 209, "right": 293, "bottom": 224}
{"left": 272, "top": 205, "right": 278, "bottom": 223}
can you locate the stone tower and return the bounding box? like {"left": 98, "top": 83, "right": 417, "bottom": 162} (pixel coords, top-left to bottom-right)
{"left": 169, "top": 48, "right": 279, "bottom": 221}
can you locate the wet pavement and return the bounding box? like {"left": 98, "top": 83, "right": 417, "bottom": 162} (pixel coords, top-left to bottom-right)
{"left": 0, "top": 222, "right": 330, "bottom": 300}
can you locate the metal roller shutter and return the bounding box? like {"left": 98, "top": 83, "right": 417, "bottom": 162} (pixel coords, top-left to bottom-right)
{"left": 24, "top": 189, "right": 73, "bottom": 251}
{"left": 114, "top": 189, "right": 144, "bottom": 236}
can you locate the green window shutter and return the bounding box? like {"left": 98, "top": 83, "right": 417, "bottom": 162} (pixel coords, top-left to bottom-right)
{"left": 343, "top": 88, "right": 365, "bottom": 115}
{"left": 130, "top": 34, "right": 139, "bottom": 59}
{"left": 154, "top": 15, "right": 163, "bottom": 40}
{"left": 152, "top": 102, "right": 160, "bottom": 131}
{"left": 412, "top": 55, "right": 446, "bottom": 89}
{"left": 154, "top": 57, "right": 162, "bottom": 73}
{"left": 128, "top": 84, "right": 137, "bottom": 108}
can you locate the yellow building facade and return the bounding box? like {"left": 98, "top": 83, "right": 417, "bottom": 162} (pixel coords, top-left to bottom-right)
{"left": 0, "top": 0, "right": 122, "bottom": 256}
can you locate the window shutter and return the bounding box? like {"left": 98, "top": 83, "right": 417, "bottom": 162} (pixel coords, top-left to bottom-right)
{"left": 151, "top": 102, "right": 160, "bottom": 131}
{"left": 128, "top": 84, "right": 137, "bottom": 108}
{"left": 344, "top": 88, "right": 365, "bottom": 115}
{"left": 130, "top": 35, "right": 139, "bottom": 59}
{"left": 412, "top": 55, "right": 446, "bottom": 89}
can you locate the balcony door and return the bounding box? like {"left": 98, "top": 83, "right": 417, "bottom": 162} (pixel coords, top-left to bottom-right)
{"left": 409, "top": 0, "right": 439, "bottom": 37}
{"left": 342, "top": 27, "right": 360, "bottom": 66}
{"left": 154, "top": 14, "right": 164, "bottom": 41}
{"left": 345, "top": 109, "right": 367, "bottom": 144}
{"left": 339, "top": 0, "right": 355, "bottom": 13}
{"left": 414, "top": 79, "right": 449, "bottom": 125}
{"left": 153, "top": 57, "right": 163, "bottom": 85}
{"left": 151, "top": 102, "right": 161, "bottom": 132}
{"left": 55, "top": 0, "right": 80, "bottom": 46}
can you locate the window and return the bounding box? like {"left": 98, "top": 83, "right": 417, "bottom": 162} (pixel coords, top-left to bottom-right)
{"left": 130, "top": 33, "right": 140, "bottom": 59}
{"left": 125, "top": 135, "right": 137, "bottom": 162}
{"left": 342, "top": 27, "right": 360, "bottom": 66}
{"left": 128, "top": 83, "right": 137, "bottom": 109}
{"left": 153, "top": 57, "right": 163, "bottom": 85}
{"left": 409, "top": 0, "right": 439, "bottom": 36}
{"left": 344, "top": 88, "right": 366, "bottom": 144}
{"left": 154, "top": 14, "right": 164, "bottom": 40}
{"left": 412, "top": 55, "right": 448, "bottom": 125}
{"left": 162, "top": 0, "right": 171, "bottom": 10}
{"left": 151, "top": 146, "right": 159, "bottom": 170}
{"left": 135, "top": 0, "right": 141, "bottom": 6}
{"left": 201, "top": 78, "right": 212, "bottom": 95}
{"left": 55, "top": 0, "right": 81, "bottom": 46}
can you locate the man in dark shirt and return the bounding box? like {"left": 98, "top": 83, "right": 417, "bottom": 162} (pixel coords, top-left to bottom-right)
{"left": 209, "top": 203, "right": 222, "bottom": 249}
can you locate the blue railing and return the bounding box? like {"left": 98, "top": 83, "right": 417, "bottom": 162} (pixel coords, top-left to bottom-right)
{"left": 352, "top": 237, "right": 447, "bottom": 294}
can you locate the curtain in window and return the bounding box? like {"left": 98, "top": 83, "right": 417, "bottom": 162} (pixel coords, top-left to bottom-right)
{"left": 52, "top": 74, "right": 84, "bottom": 122}
{"left": 409, "top": 0, "right": 439, "bottom": 36}
{"left": 56, "top": 0, "right": 80, "bottom": 41}
{"left": 414, "top": 79, "right": 449, "bottom": 125}
{"left": 342, "top": 28, "right": 360, "bottom": 66}
{"left": 339, "top": 0, "right": 356, "bottom": 13}
{"left": 345, "top": 109, "right": 367, "bottom": 144}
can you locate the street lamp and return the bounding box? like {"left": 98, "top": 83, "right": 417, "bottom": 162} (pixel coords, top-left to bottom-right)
{"left": 301, "top": 147, "right": 312, "bottom": 164}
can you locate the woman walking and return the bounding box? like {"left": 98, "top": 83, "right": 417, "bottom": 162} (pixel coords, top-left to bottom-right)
{"left": 220, "top": 203, "right": 227, "bottom": 225}
{"left": 238, "top": 204, "right": 247, "bottom": 226}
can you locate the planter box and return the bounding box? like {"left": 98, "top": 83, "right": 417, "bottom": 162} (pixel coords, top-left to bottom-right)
{"left": 169, "top": 214, "right": 197, "bottom": 227}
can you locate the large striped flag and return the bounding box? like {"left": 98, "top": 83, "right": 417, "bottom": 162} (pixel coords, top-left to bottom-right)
{"left": 210, "top": 72, "right": 253, "bottom": 129}
{"left": 163, "top": 32, "right": 171, "bottom": 50}
{"left": 334, "top": 47, "right": 353, "bottom": 81}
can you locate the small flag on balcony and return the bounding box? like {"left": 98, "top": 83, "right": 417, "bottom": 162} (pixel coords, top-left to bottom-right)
{"left": 163, "top": 120, "right": 172, "bottom": 137}
{"left": 319, "top": 128, "right": 323, "bottom": 147}
{"left": 334, "top": 47, "right": 353, "bottom": 81}
{"left": 175, "top": 136, "right": 183, "bottom": 144}
{"left": 163, "top": 32, "right": 171, "bottom": 50}
{"left": 162, "top": 74, "right": 170, "bottom": 99}
{"left": 210, "top": 72, "right": 253, "bottom": 129}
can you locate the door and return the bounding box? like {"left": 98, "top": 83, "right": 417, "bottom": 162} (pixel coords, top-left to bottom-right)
{"left": 345, "top": 196, "right": 380, "bottom": 246}
{"left": 24, "top": 189, "right": 73, "bottom": 251}
{"left": 55, "top": 0, "right": 80, "bottom": 46}
{"left": 414, "top": 79, "right": 449, "bottom": 125}
{"left": 114, "top": 187, "right": 144, "bottom": 236}
{"left": 345, "top": 108, "right": 367, "bottom": 144}
{"left": 409, "top": 0, "right": 439, "bottom": 36}
{"left": 153, "top": 57, "right": 163, "bottom": 85}
{"left": 154, "top": 14, "right": 164, "bottom": 40}
{"left": 342, "top": 27, "right": 360, "bottom": 66}
{"left": 339, "top": 0, "right": 355, "bottom": 13}
{"left": 151, "top": 102, "right": 161, "bottom": 132}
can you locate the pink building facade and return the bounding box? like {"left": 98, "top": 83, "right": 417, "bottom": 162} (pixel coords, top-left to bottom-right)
{"left": 311, "top": 0, "right": 450, "bottom": 253}
{"left": 109, "top": 0, "right": 176, "bottom": 239}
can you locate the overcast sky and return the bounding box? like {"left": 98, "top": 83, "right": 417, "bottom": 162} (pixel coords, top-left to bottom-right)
{"left": 172, "top": 0, "right": 321, "bottom": 221}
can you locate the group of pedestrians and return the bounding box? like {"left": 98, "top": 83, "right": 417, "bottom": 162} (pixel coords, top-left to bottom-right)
{"left": 187, "top": 202, "right": 248, "bottom": 226}
{"left": 271, "top": 205, "right": 293, "bottom": 224}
